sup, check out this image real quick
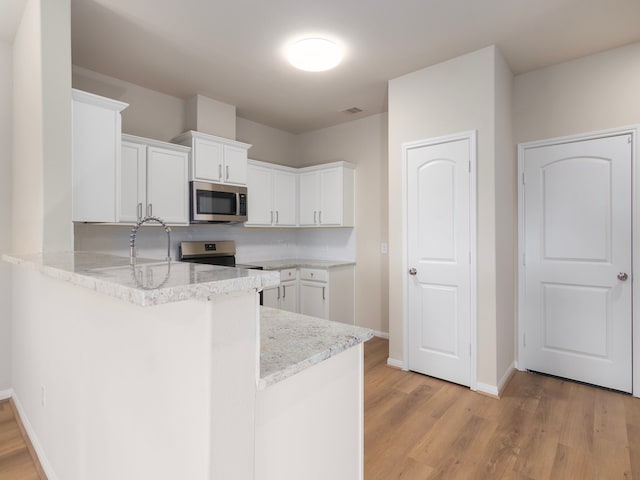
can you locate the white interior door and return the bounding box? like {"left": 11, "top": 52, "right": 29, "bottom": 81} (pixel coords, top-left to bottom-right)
{"left": 522, "top": 134, "right": 632, "bottom": 392}
{"left": 406, "top": 136, "right": 472, "bottom": 387}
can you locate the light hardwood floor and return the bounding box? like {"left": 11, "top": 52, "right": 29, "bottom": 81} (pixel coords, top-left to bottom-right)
{"left": 364, "top": 336, "right": 640, "bottom": 479}
{"left": 0, "top": 399, "right": 45, "bottom": 480}
{"left": 2, "top": 338, "right": 639, "bottom": 479}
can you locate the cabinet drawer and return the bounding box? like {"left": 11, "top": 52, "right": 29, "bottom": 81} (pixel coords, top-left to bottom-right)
{"left": 280, "top": 268, "right": 297, "bottom": 281}
{"left": 299, "top": 268, "right": 327, "bottom": 282}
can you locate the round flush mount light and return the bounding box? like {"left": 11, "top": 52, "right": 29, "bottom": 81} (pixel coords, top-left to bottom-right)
{"left": 286, "top": 37, "right": 343, "bottom": 72}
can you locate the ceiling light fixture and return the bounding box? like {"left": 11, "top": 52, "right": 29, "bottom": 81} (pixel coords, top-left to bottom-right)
{"left": 286, "top": 37, "right": 343, "bottom": 72}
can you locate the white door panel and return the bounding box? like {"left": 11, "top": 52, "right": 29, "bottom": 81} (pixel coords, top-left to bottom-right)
{"left": 523, "top": 134, "right": 632, "bottom": 392}
{"left": 407, "top": 137, "right": 471, "bottom": 387}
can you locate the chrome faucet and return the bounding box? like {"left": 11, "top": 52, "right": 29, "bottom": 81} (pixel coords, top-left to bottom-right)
{"left": 129, "top": 215, "right": 172, "bottom": 263}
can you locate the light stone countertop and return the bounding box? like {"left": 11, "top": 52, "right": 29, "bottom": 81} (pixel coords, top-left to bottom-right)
{"left": 246, "top": 258, "right": 356, "bottom": 270}
{"left": 259, "top": 306, "right": 374, "bottom": 389}
{"left": 3, "top": 251, "right": 280, "bottom": 307}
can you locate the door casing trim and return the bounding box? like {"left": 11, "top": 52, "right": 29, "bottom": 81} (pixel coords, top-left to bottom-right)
{"left": 401, "top": 130, "right": 478, "bottom": 391}
{"left": 517, "top": 125, "right": 640, "bottom": 398}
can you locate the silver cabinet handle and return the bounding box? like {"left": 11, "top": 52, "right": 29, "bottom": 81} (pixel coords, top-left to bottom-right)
{"left": 409, "top": 268, "right": 417, "bottom": 275}
{"left": 314, "top": 211, "right": 317, "bottom": 224}
{"left": 147, "top": 204, "right": 152, "bottom": 216}
{"left": 618, "top": 272, "right": 629, "bottom": 281}
{"left": 218, "top": 164, "right": 222, "bottom": 180}
{"left": 270, "top": 211, "right": 274, "bottom": 224}
{"left": 319, "top": 211, "right": 322, "bottom": 224}
{"left": 277, "top": 286, "right": 281, "bottom": 300}
{"left": 276, "top": 211, "right": 279, "bottom": 224}
{"left": 282, "top": 285, "right": 286, "bottom": 299}
{"left": 226, "top": 165, "right": 229, "bottom": 181}
{"left": 322, "top": 286, "right": 326, "bottom": 300}
{"left": 137, "top": 203, "right": 142, "bottom": 220}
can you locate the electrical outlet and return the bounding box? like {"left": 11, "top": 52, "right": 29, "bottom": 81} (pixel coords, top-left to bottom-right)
{"left": 41, "top": 385, "right": 46, "bottom": 408}
{"left": 381, "top": 243, "right": 388, "bottom": 254}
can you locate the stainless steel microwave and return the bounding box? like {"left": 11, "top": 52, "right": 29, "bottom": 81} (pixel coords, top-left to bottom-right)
{"left": 189, "top": 181, "right": 247, "bottom": 223}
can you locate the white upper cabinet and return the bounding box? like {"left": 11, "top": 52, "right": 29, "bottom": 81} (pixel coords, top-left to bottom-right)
{"left": 246, "top": 160, "right": 297, "bottom": 227}
{"left": 172, "top": 130, "right": 251, "bottom": 186}
{"left": 120, "top": 141, "right": 147, "bottom": 223}
{"left": 72, "top": 89, "right": 128, "bottom": 222}
{"left": 298, "top": 162, "right": 355, "bottom": 227}
{"left": 120, "top": 134, "right": 190, "bottom": 225}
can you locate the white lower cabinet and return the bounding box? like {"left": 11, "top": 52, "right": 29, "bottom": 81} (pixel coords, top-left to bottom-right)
{"left": 263, "top": 269, "right": 299, "bottom": 313}
{"left": 263, "top": 265, "right": 354, "bottom": 324}
{"left": 299, "top": 266, "right": 355, "bottom": 325}
{"left": 299, "top": 281, "right": 328, "bottom": 319}
{"left": 120, "top": 134, "right": 190, "bottom": 224}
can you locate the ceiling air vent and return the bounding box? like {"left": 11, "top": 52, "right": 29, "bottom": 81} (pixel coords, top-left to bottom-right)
{"left": 342, "top": 107, "right": 363, "bottom": 114}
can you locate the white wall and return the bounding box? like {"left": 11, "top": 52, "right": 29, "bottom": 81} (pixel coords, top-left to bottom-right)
{"left": 41, "top": 0, "right": 72, "bottom": 251}
{"left": 0, "top": 39, "right": 13, "bottom": 392}
{"left": 72, "top": 65, "right": 186, "bottom": 142}
{"left": 12, "top": 0, "right": 44, "bottom": 254}
{"left": 11, "top": 0, "right": 72, "bottom": 254}
{"left": 74, "top": 223, "right": 301, "bottom": 263}
{"left": 237, "top": 117, "right": 297, "bottom": 167}
{"left": 185, "top": 94, "right": 236, "bottom": 140}
{"left": 514, "top": 42, "right": 640, "bottom": 143}
{"left": 296, "top": 114, "right": 389, "bottom": 334}
{"left": 494, "top": 51, "right": 516, "bottom": 386}
{"left": 388, "top": 46, "right": 515, "bottom": 388}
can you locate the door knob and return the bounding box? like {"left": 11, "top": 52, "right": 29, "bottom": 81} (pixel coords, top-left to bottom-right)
{"left": 617, "top": 272, "right": 629, "bottom": 281}
{"left": 409, "top": 268, "right": 417, "bottom": 275}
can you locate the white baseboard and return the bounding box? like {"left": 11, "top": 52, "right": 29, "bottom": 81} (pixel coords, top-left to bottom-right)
{"left": 373, "top": 330, "right": 389, "bottom": 339}
{"left": 475, "top": 362, "right": 516, "bottom": 398}
{"left": 475, "top": 382, "right": 499, "bottom": 398}
{"left": 0, "top": 388, "right": 13, "bottom": 401}
{"left": 11, "top": 393, "right": 59, "bottom": 480}
{"left": 497, "top": 362, "right": 517, "bottom": 396}
{"left": 386, "top": 357, "right": 405, "bottom": 369}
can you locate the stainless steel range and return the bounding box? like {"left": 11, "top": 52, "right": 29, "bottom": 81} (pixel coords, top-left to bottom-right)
{"left": 179, "top": 240, "right": 264, "bottom": 304}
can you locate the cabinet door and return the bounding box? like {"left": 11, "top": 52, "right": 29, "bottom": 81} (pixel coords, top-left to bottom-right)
{"left": 298, "top": 172, "right": 319, "bottom": 226}
{"left": 300, "top": 281, "right": 328, "bottom": 319}
{"left": 280, "top": 280, "right": 298, "bottom": 313}
{"left": 263, "top": 285, "right": 280, "bottom": 309}
{"left": 120, "top": 141, "right": 147, "bottom": 223}
{"left": 319, "top": 168, "right": 343, "bottom": 225}
{"left": 246, "top": 165, "right": 273, "bottom": 225}
{"left": 223, "top": 144, "right": 248, "bottom": 185}
{"left": 146, "top": 147, "right": 189, "bottom": 224}
{"left": 72, "top": 99, "right": 120, "bottom": 222}
{"left": 193, "top": 138, "right": 224, "bottom": 182}
{"left": 273, "top": 170, "right": 297, "bottom": 226}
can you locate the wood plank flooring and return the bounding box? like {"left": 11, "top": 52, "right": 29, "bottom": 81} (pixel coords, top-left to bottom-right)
{"left": 0, "top": 399, "right": 45, "bottom": 480}
{"left": 364, "top": 336, "right": 640, "bottom": 479}
{"left": 1, "top": 337, "right": 639, "bottom": 479}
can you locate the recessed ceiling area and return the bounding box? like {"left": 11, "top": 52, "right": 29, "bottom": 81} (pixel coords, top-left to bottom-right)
{"left": 70, "top": 0, "right": 640, "bottom": 134}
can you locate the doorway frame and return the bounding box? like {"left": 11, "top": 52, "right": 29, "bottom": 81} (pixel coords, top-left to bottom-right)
{"left": 517, "top": 125, "right": 640, "bottom": 398}
{"left": 401, "top": 130, "right": 478, "bottom": 391}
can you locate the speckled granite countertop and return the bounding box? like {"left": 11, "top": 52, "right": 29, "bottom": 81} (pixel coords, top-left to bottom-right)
{"left": 259, "top": 306, "right": 373, "bottom": 389}
{"left": 3, "top": 252, "right": 279, "bottom": 307}
{"left": 247, "top": 259, "right": 356, "bottom": 270}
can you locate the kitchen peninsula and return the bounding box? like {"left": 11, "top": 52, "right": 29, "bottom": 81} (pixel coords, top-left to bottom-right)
{"left": 4, "top": 252, "right": 372, "bottom": 480}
